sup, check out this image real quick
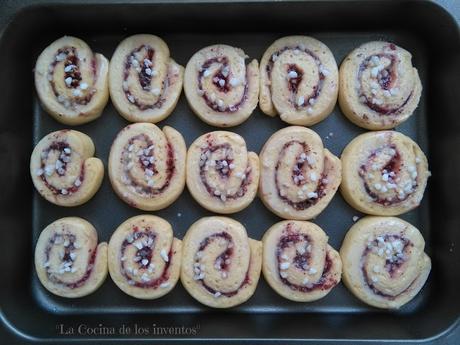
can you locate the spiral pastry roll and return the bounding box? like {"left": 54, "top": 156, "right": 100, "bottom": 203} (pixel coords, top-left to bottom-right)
{"left": 259, "top": 126, "right": 341, "bottom": 220}
{"left": 181, "top": 217, "right": 262, "bottom": 308}
{"left": 108, "top": 123, "right": 186, "bottom": 211}
{"left": 30, "top": 130, "right": 104, "bottom": 207}
{"left": 263, "top": 220, "right": 341, "bottom": 302}
{"left": 341, "top": 131, "right": 430, "bottom": 216}
{"left": 184, "top": 45, "right": 259, "bottom": 127}
{"left": 34, "top": 217, "right": 108, "bottom": 298}
{"left": 339, "top": 41, "right": 422, "bottom": 130}
{"left": 109, "top": 34, "right": 184, "bottom": 123}
{"left": 108, "top": 215, "right": 181, "bottom": 299}
{"left": 34, "top": 36, "right": 109, "bottom": 125}
{"left": 260, "top": 36, "right": 339, "bottom": 126}
{"left": 340, "top": 216, "right": 431, "bottom": 309}
{"left": 186, "top": 131, "right": 259, "bottom": 214}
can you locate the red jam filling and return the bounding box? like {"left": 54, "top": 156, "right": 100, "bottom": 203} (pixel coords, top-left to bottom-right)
{"left": 287, "top": 64, "right": 303, "bottom": 94}
{"left": 196, "top": 232, "right": 250, "bottom": 297}
{"left": 359, "top": 145, "right": 415, "bottom": 206}
{"left": 361, "top": 234, "right": 415, "bottom": 299}
{"left": 40, "top": 141, "right": 85, "bottom": 196}
{"left": 358, "top": 52, "right": 413, "bottom": 115}
{"left": 49, "top": 46, "right": 96, "bottom": 106}
{"left": 275, "top": 140, "right": 327, "bottom": 210}
{"left": 267, "top": 46, "right": 326, "bottom": 109}
{"left": 120, "top": 226, "right": 172, "bottom": 289}
{"left": 44, "top": 232, "right": 97, "bottom": 289}
{"left": 123, "top": 45, "right": 165, "bottom": 110}
{"left": 121, "top": 134, "right": 175, "bottom": 195}
{"left": 197, "top": 56, "right": 249, "bottom": 113}
{"left": 276, "top": 224, "right": 337, "bottom": 292}
{"left": 199, "top": 140, "right": 250, "bottom": 200}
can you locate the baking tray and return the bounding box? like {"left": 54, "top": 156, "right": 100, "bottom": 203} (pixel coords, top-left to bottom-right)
{"left": 0, "top": 0, "right": 459, "bottom": 344}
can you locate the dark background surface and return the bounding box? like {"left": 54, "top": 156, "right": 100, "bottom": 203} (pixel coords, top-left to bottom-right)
{"left": 0, "top": 0, "right": 459, "bottom": 344}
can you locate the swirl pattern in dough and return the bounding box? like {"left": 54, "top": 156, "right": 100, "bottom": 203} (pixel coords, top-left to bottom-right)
{"left": 34, "top": 36, "right": 109, "bottom": 125}
{"left": 340, "top": 216, "right": 431, "bottom": 309}
{"left": 108, "top": 215, "right": 182, "bottom": 299}
{"left": 340, "top": 131, "right": 430, "bottom": 216}
{"left": 108, "top": 123, "right": 186, "bottom": 211}
{"left": 259, "top": 126, "right": 341, "bottom": 220}
{"left": 184, "top": 45, "right": 259, "bottom": 127}
{"left": 186, "top": 131, "right": 259, "bottom": 214}
{"left": 180, "top": 217, "right": 262, "bottom": 308}
{"left": 34, "top": 217, "right": 108, "bottom": 298}
{"left": 263, "top": 220, "right": 342, "bottom": 302}
{"left": 30, "top": 130, "right": 104, "bottom": 207}
{"left": 109, "top": 34, "right": 184, "bottom": 123}
{"left": 260, "top": 36, "right": 339, "bottom": 126}
{"left": 339, "top": 41, "right": 422, "bottom": 130}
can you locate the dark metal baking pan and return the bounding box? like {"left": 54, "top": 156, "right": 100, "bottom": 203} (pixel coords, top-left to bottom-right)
{"left": 0, "top": 0, "right": 459, "bottom": 344}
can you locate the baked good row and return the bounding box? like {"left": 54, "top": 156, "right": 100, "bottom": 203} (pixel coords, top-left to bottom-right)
{"left": 35, "top": 35, "right": 422, "bottom": 130}
{"left": 35, "top": 215, "right": 430, "bottom": 310}
{"left": 31, "top": 125, "right": 430, "bottom": 218}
